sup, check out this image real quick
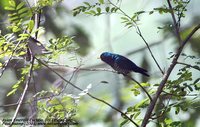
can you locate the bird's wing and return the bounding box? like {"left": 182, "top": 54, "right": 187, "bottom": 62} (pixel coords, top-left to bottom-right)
{"left": 115, "top": 56, "right": 137, "bottom": 71}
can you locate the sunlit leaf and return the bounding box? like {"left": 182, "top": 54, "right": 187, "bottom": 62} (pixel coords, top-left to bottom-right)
{"left": 16, "top": 2, "right": 25, "bottom": 10}
{"left": 98, "top": 0, "right": 104, "bottom": 4}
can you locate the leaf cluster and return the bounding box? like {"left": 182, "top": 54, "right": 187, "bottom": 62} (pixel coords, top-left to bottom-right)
{"left": 5, "top": 0, "right": 32, "bottom": 33}
{"left": 47, "top": 36, "right": 77, "bottom": 59}
{"left": 37, "top": 95, "right": 78, "bottom": 125}
{"left": 73, "top": 1, "right": 118, "bottom": 16}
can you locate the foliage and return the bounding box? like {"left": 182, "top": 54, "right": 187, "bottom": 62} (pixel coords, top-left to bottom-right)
{"left": 72, "top": 0, "right": 200, "bottom": 126}
{"left": 37, "top": 95, "right": 78, "bottom": 125}
{"left": 0, "top": 0, "right": 200, "bottom": 127}
{"left": 47, "top": 36, "right": 76, "bottom": 59}
{"left": 0, "top": 0, "right": 78, "bottom": 125}
{"left": 5, "top": 0, "right": 32, "bottom": 33}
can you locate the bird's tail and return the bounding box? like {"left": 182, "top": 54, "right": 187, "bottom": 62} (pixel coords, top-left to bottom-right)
{"left": 136, "top": 67, "right": 149, "bottom": 77}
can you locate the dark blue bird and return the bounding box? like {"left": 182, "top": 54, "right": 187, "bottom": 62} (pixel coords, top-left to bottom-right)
{"left": 100, "top": 52, "right": 149, "bottom": 77}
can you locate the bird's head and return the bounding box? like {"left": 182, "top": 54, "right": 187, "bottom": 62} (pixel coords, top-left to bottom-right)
{"left": 100, "top": 52, "right": 111, "bottom": 61}
{"left": 100, "top": 52, "right": 114, "bottom": 65}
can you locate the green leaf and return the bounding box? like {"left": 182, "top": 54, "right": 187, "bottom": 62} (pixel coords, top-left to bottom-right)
{"left": 120, "top": 119, "right": 129, "bottom": 127}
{"left": 96, "top": 7, "right": 101, "bottom": 14}
{"left": 194, "top": 83, "right": 200, "bottom": 90}
{"left": 18, "top": 7, "right": 29, "bottom": 15}
{"left": 111, "top": 7, "right": 116, "bottom": 12}
{"left": 98, "top": 0, "right": 104, "bottom": 4}
{"left": 8, "top": 12, "right": 17, "bottom": 17}
{"left": 140, "top": 82, "right": 151, "bottom": 87}
{"left": 4, "top": 6, "right": 15, "bottom": 11}
{"left": 134, "top": 112, "right": 140, "bottom": 119}
{"left": 88, "top": 10, "right": 96, "bottom": 15}
{"left": 193, "top": 78, "right": 200, "bottom": 84}
{"left": 16, "top": 2, "right": 25, "bottom": 10}
{"left": 83, "top": 2, "right": 90, "bottom": 6}
{"left": 9, "top": 15, "right": 19, "bottom": 22}
{"left": 121, "top": 16, "right": 129, "bottom": 21}
{"left": 12, "top": 26, "right": 21, "bottom": 32}
{"left": 19, "top": 12, "right": 29, "bottom": 18}
{"left": 170, "top": 121, "right": 182, "bottom": 126}
{"left": 7, "top": 89, "right": 17, "bottom": 96}
{"left": 105, "top": 7, "right": 110, "bottom": 12}
{"left": 27, "top": 20, "right": 34, "bottom": 32}
{"left": 12, "top": 83, "right": 19, "bottom": 89}
{"left": 131, "top": 88, "right": 140, "bottom": 96}
{"left": 175, "top": 106, "right": 180, "bottom": 114}
{"left": 9, "top": 0, "right": 16, "bottom": 7}
{"left": 149, "top": 11, "right": 154, "bottom": 15}
{"left": 165, "top": 118, "right": 173, "bottom": 124}
{"left": 134, "top": 98, "right": 149, "bottom": 109}
{"left": 18, "top": 51, "right": 26, "bottom": 56}
{"left": 135, "top": 11, "right": 145, "bottom": 15}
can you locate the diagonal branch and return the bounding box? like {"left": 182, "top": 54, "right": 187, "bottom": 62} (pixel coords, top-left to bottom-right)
{"left": 35, "top": 57, "right": 139, "bottom": 127}
{"left": 10, "top": 57, "right": 35, "bottom": 126}
{"left": 141, "top": 23, "right": 200, "bottom": 127}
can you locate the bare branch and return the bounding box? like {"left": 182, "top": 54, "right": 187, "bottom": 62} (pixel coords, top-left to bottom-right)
{"left": 141, "top": 23, "right": 200, "bottom": 127}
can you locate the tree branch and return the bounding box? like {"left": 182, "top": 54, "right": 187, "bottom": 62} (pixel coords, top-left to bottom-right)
{"left": 35, "top": 57, "right": 139, "bottom": 127}
{"left": 141, "top": 23, "right": 200, "bottom": 127}
{"left": 10, "top": 57, "right": 35, "bottom": 126}
{"left": 167, "top": 0, "right": 182, "bottom": 43}
{"left": 126, "top": 40, "right": 164, "bottom": 56}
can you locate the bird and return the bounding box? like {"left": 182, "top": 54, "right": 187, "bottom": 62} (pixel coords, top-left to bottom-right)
{"left": 100, "top": 52, "right": 149, "bottom": 77}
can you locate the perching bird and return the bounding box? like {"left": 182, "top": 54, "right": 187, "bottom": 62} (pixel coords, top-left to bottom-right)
{"left": 100, "top": 52, "right": 149, "bottom": 77}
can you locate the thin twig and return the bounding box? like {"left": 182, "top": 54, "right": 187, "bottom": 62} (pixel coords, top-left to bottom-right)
{"left": 176, "top": 61, "right": 200, "bottom": 71}
{"left": 108, "top": 0, "right": 164, "bottom": 75}
{"left": 141, "top": 23, "right": 200, "bottom": 127}
{"left": 35, "top": 57, "right": 139, "bottom": 127}
{"left": 126, "top": 40, "right": 164, "bottom": 56}
{"left": 10, "top": 57, "right": 35, "bottom": 126}
{"left": 176, "top": 1, "right": 189, "bottom": 29}
{"left": 136, "top": 29, "right": 164, "bottom": 75}
{"left": 0, "top": 102, "right": 19, "bottom": 107}
{"left": 167, "top": 0, "right": 182, "bottom": 44}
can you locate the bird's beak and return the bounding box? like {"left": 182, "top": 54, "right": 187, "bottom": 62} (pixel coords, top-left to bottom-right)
{"left": 97, "top": 57, "right": 100, "bottom": 59}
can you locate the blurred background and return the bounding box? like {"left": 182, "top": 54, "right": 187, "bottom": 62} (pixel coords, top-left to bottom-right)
{"left": 0, "top": 0, "right": 200, "bottom": 126}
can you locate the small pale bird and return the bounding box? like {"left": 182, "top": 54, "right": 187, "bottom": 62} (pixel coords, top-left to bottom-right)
{"left": 100, "top": 52, "right": 149, "bottom": 77}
